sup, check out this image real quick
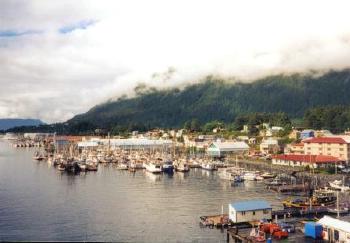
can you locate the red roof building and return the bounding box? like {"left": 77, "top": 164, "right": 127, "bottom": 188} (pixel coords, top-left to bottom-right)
{"left": 303, "top": 137, "right": 347, "bottom": 144}
{"left": 272, "top": 154, "right": 344, "bottom": 168}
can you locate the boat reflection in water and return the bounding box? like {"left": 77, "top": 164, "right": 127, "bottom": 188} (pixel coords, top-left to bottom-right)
{"left": 145, "top": 171, "right": 162, "bottom": 182}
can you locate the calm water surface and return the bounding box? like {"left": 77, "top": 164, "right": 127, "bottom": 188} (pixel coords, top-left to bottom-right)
{"left": 0, "top": 140, "right": 282, "bottom": 242}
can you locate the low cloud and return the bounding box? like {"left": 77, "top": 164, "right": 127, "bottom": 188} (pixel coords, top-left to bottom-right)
{"left": 1, "top": 0, "right": 350, "bottom": 123}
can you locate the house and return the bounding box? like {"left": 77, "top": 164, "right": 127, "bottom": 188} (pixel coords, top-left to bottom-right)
{"left": 314, "top": 130, "right": 333, "bottom": 137}
{"left": 300, "top": 129, "right": 315, "bottom": 140}
{"left": 318, "top": 216, "right": 350, "bottom": 242}
{"left": 271, "top": 126, "right": 284, "bottom": 134}
{"left": 260, "top": 138, "right": 280, "bottom": 155}
{"left": 285, "top": 143, "right": 304, "bottom": 154}
{"left": 303, "top": 136, "right": 350, "bottom": 162}
{"left": 236, "top": 136, "right": 249, "bottom": 143}
{"left": 207, "top": 141, "right": 249, "bottom": 158}
{"left": 272, "top": 154, "right": 345, "bottom": 169}
{"left": 229, "top": 200, "right": 272, "bottom": 223}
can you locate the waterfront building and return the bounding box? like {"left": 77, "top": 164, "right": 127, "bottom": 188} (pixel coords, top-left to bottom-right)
{"left": 318, "top": 216, "right": 350, "bottom": 242}
{"left": 300, "top": 129, "right": 315, "bottom": 140}
{"left": 272, "top": 154, "right": 344, "bottom": 169}
{"left": 303, "top": 137, "right": 350, "bottom": 162}
{"left": 207, "top": 141, "right": 249, "bottom": 158}
{"left": 229, "top": 200, "right": 272, "bottom": 223}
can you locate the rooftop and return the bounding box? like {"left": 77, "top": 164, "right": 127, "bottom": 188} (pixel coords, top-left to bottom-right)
{"left": 318, "top": 216, "right": 350, "bottom": 233}
{"left": 303, "top": 137, "right": 348, "bottom": 144}
{"left": 230, "top": 200, "right": 271, "bottom": 212}
{"left": 273, "top": 154, "right": 343, "bottom": 163}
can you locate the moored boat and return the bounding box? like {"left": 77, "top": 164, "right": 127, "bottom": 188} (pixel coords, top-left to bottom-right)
{"left": 162, "top": 160, "right": 174, "bottom": 174}
{"left": 144, "top": 162, "right": 162, "bottom": 173}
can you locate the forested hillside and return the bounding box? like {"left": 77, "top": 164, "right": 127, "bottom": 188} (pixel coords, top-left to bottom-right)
{"left": 69, "top": 70, "right": 350, "bottom": 130}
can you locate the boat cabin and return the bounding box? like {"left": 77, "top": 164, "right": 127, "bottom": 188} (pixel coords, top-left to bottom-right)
{"left": 229, "top": 200, "right": 272, "bottom": 223}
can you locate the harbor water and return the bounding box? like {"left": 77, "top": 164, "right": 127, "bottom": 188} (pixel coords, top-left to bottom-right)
{"left": 0, "top": 139, "right": 282, "bottom": 242}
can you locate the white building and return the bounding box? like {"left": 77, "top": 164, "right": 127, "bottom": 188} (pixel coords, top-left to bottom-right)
{"left": 229, "top": 200, "right": 272, "bottom": 223}
{"left": 207, "top": 141, "right": 249, "bottom": 157}
{"left": 260, "top": 138, "right": 280, "bottom": 154}
{"left": 318, "top": 216, "right": 350, "bottom": 242}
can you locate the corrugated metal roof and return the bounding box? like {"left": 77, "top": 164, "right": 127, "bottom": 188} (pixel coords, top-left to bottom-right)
{"left": 318, "top": 216, "right": 350, "bottom": 233}
{"left": 209, "top": 142, "right": 249, "bottom": 151}
{"left": 230, "top": 200, "right": 271, "bottom": 211}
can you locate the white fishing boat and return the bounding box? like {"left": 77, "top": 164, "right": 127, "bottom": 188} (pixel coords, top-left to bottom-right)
{"left": 260, "top": 172, "right": 276, "bottom": 179}
{"left": 219, "top": 169, "right": 237, "bottom": 181}
{"left": 117, "top": 163, "right": 128, "bottom": 170}
{"left": 242, "top": 172, "right": 257, "bottom": 181}
{"left": 144, "top": 162, "right": 162, "bottom": 173}
{"left": 329, "top": 179, "right": 350, "bottom": 192}
{"left": 175, "top": 163, "right": 190, "bottom": 172}
{"left": 201, "top": 163, "right": 217, "bottom": 171}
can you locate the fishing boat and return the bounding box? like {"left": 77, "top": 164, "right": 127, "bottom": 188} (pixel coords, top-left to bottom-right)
{"left": 162, "top": 160, "right": 174, "bottom": 174}
{"left": 117, "top": 163, "right": 128, "bottom": 170}
{"left": 219, "top": 169, "right": 243, "bottom": 182}
{"left": 201, "top": 163, "right": 217, "bottom": 171}
{"left": 242, "top": 172, "right": 257, "bottom": 181}
{"left": 283, "top": 188, "right": 337, "bottom": 208}
{"left": 327, "top": 207, "right": 349, "bottom": 214}
{"left": 175, "top": 162, "right": 190, "bottom": 172}
{"left": 57, "top": 163, "right": 66, "bottom": 171}
{"left": 32, "top": 151, "right": 45, "bottom": 161}
{"left": 144, "top": 162, "right": 162, "bottom": 173}
{"left": 329, "top": 179, "right": 350, "bottom": 192}
{"left": 77, "top": 162, "right": 87, "bottom": 172}
{"left": 86, "top": 160, "right": 98, "bottom": 171}
{"left": 261, "top": 172, "right": 276, "bottom": 179}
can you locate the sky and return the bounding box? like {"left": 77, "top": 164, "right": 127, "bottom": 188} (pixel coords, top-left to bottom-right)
{"left": 1, "top": 0, "right": 350, "bottom": 123}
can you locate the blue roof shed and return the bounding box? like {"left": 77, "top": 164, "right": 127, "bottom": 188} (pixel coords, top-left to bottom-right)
{"left": 230, "top": 200, "right": 271, "bottom": 212}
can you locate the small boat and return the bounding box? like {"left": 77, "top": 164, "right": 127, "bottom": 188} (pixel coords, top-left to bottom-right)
{"left": 144, "top": 162, "right": 162, "bottom": 173}
{"left": 86, "top": 160, "right": 98, "bottom": 171}
{"left": 175, "top": 163, "right": 190, "bottom": 172}
{"left": 201, "top": 163, "right": 217, "bottom": 171}
{"left": 261, "top": 172, "right": 276, "bottom": 179}
{"left": 32, "top": 151, "right": 45, "bottom": 161}
{"left": 117, "top": 163, "right": 128, "bottom": 170}
{"left": 329, "top": 179, "right": 350, "bottom": 192}
{"left": 242, "top": 172, "right": 257, "bottom": 181}
{"left": 248, "top": 228, "right": 266, "bottom": 242}
{"left": 57, "top": 163, "right": 66, "bottom": 171}
{"left": 327, "top": 207, "right": 349, "bottom": 214}
{"left": 78, "top": 162, "right": 87, "bottom": 172}
{"left": 219, "top": 169, "right": 243, "bottom": 182}
{"left": 162, "top": 160, "right": 174, "bottom": 174}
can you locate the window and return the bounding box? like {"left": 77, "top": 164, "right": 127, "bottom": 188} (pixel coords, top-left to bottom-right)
{"left": 327, "top": 148, "right": 331, "bottom": 151}
{"left": 263, "top": 209, "right": 269, "bottom": 214}
{"left": 340, "top": 148, "right": 344, "bottom": 151}
{"left": 253, "top": 211, "right": 255, "bottom": 215}
{"left": 241, "top": 211, "right": 245, "bottom": 215}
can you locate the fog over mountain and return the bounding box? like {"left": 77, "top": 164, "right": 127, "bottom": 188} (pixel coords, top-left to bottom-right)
{"left": 1, "top": 0, "right": 350, "bottom": 123}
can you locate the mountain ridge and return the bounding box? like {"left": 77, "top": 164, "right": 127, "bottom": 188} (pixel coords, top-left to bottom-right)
{"left": 0, "top": 119, "right": 44, "bottom": 131}
{"left": 67, "top": 69, "right": 350, "bottom": 130}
